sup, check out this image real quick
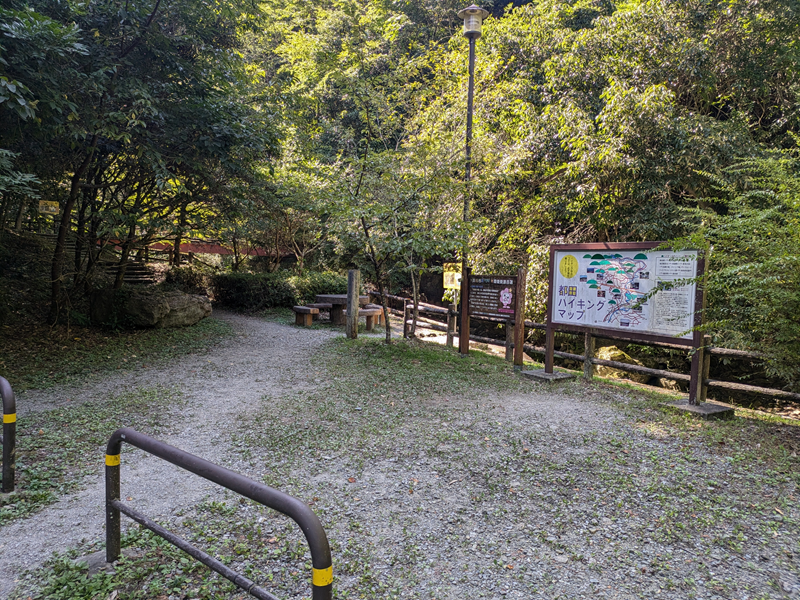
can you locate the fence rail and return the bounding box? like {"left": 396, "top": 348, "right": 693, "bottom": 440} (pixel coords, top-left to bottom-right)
{"left": 105, "top": 428, "right": 332, "bottom": 600}
{"left": 369, "top": 291, "right": 799, "bottom": 402}
{"left": 0, "top": 376, "right": 16, "bottom": 493}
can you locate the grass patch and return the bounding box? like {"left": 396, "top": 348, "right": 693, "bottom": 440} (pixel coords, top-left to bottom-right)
{"left": 0, "top": 317, "right": 233, "bottom": 391}
{"left": 257, "top": 307, "right": 294, "bottom": 325}
{"left": 0, "top": 386, "right": 182, "bottom": 525}
{"left": 15, "top": 337, "right": 800, "bottom": 600}
{"left": 594, "top": 377, "right": 800, "bottom": 471}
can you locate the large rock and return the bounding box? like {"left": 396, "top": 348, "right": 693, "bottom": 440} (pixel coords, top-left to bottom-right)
{"left": 593, "top": 345, "right": 650, "bottom": 384}
{"left": 91, "top": 289, "right": 211, "bottom": 328}
{"left": 160, "top": 292, "right": 212, "bottom": 327}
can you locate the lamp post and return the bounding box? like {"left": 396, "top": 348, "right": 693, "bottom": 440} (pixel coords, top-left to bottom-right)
{"left": 457, "top": 4, "right": 489, "bottom": 357}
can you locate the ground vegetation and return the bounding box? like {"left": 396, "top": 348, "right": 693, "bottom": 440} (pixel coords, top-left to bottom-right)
{"left": 1, "top": 0, "right": 798, "bottom": 378}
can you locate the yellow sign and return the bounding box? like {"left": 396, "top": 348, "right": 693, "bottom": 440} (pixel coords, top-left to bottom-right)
{"left": 38, "top": 201, "right": 60, "bottom": 215}
{"left": 559, "top": 254, "right": 579, "bottom": 279}
{"left": 443, "top": 263, "right": 462, "bottom": 290}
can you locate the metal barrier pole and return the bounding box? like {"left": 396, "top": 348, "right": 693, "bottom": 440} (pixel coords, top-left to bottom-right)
{"left": 105, "top": 450, "right": 121, "bottom": 562}
{"left": 0, "top": 377, "right": 16, "bottom": 493}
{"left": 105, "top": 428, "right": 332, "bottom": 600}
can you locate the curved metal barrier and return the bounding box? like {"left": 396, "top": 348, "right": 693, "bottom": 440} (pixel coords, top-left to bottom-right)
{"left": 105, "top": 427, "right": 332, "bottom": 600}
{"left": 0, "top": 376, "right": 16, "bottom": 493}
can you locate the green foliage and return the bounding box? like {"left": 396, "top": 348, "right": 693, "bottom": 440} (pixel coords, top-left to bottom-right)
{"left": 163, "top": 265, "right": 213, "bottom": 296}
{"left": 212, "top": 272, "right": 298, "bottom": 310}
{"left": 0, "top": 387, "right": 181, "bottom": 524}
{"left": 287, "top": 270, "right": 348, "bottom": 303}
{"left": 0, "top": 317, "right": 233, "bottom": 391}
{"left": 212, "top": 270, "right": 347, "bottom": 310}
{"left": 675, "top": 143, "right": 800, "bottom": 389}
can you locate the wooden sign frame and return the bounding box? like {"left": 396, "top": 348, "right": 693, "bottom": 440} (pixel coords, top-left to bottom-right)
{"left": 545, "top": 242, "right": 706, "bottom": 402}
{"left": 460, "top": 269, "right": 527, "bottom": 368}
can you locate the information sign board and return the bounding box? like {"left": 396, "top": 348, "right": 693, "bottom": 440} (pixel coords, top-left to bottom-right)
{"left": 468, "top": 275, "right": 518, "bottom": 319}
{"left": 549, "top": 244, "right": 700, "bottom": 341}
{"left": 443, "top": 263, "right": 461, "bottom": 290}
{"left": 38, "top": 201, "right": 59, "bottom": 215}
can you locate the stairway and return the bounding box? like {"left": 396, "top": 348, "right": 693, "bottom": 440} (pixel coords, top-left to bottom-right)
{"left": 97, "top": 261, "right": 156, "bottom": 284}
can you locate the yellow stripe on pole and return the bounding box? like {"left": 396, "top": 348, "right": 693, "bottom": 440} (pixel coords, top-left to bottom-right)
{"left": 2, "top": 413, "right": 15, "bottom": 424}
{"left": 312, "top": 566, "right": 333, "bottom": 587}
{"left": 105, "top": 454, "right": 121, "bottom": 466}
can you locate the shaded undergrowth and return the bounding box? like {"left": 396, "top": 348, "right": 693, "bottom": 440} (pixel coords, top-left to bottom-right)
{"left": 0, "top": 386, "right": 182, "bottom": 525}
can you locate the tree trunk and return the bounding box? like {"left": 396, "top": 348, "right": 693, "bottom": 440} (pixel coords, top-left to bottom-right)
{"left": 410, "top": 268, "right": 421, "bottom": 337}
{"left": 376, "top": 275, "right": 392, "bottom": 344}
{"left": 114, "top": 217, "right": 138, "bottom": 290}
{"left": 74, "top": 194, "right": 88, "bottom": 282}
{"left": 14, "top": 196, "right": 26, "bottom": 231}
{"left": 49, "top": 137, "right": 97, "bottom": 324}
{"left": 0, "top": 193, "right": 11, "bottom": 236}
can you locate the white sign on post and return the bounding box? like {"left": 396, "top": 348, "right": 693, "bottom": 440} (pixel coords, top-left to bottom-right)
{"left": 551, "top": 249, "right": 699, "bottom": 339}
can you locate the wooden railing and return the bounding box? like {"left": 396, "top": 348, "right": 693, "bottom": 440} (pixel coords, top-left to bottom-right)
{"left": 370, "top": 291, "right": 800, "bottom": 403}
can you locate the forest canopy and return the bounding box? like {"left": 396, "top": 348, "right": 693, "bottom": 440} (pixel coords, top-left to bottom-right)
{"left": 1, "top": 0, "right": 798, "bottom": 386}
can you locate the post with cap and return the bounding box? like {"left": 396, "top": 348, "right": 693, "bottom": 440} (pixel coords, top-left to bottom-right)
{"left": 457, "top": 4, "right": 490, "bottom": 357}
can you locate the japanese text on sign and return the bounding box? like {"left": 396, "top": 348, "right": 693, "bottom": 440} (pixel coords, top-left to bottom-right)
{"left": 550, "top": 247, "right": 699, "bottom": 339}
{"left": 469, "top": 275, "right": 517, "bottom": 319}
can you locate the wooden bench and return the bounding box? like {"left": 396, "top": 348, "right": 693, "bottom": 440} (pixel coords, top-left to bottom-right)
{"left": 365, "top": 304, "right": 384, "bottom": 326}
{"left": 292, "top": 305, "right": 319, "bottom": 326}
{"left": 306, "top": 303, "right": 332, "bottom": 320}
{"left": 359, "top": 308, "right": 382, "bottom": 331}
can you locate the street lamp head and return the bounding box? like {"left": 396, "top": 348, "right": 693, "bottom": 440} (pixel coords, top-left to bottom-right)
{"left": 457, "top": 5, "right": 490, "bottom": 39}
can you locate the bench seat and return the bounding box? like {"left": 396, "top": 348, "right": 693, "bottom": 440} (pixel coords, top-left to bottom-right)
{"left": 358, "top": 307, "right": 382, "bottom": 331}
{"left": 292, "top": 305, "right": 319, "bottom": 326}
{"left": 364, "top": 304, "right": 384, "bottom": 326}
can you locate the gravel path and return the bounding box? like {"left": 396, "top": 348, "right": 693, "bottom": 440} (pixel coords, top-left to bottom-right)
{"left": 0, "top": 311, "right": 337, "bottom": 597}
{"left": 2, "top": 313, "right": 798, "bottom": 600}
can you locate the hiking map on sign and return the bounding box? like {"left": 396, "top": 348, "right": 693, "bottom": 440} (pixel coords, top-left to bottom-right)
{"left": 550, "top": 247, "right": 699, "bottom": 340}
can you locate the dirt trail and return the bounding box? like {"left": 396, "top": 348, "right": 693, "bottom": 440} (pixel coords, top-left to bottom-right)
{"left": 0, "top": 312, "right": 337, "bottom": 597}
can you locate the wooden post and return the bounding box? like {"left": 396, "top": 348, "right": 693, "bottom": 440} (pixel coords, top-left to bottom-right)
{"left": 403, "top": 300, "right": 411, "bottom": 339}
{"left": 446, "top": 303, "right": 456, "bottom": 348}
{"left": 688, "top": 257, "right": 709, "bottom": 405}
{"left": 583, "top": 331, "right": 594, "bottom": 381}
{"left": 544, "top": 247, "right": 556, "bottom": 373}
{"left": 346, "top": 269, "right": 360, "bottom": 339}
{"left": 544, "top": 326, "right": 555, "bottom": 373}
{"left": 689, "top": 344, "right": 703, "bottom": 405}
{"left": 513, "top": 268, "right": 527, "bottom": 370}
{"left": 459, "top": 269, "right": 470, "bottom": 357}
{"left": 505, "top": 320, "right": 513, "bottom": 361}
{"left": 699, "top": 334, "right": 711, "bottom": 403}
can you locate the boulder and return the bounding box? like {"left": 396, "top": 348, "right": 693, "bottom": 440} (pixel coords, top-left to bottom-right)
{"left": 658, "top": 377, "right": 683, "bottom": 391}
{"left": 91, "top": 289, "right": 211, "bottom": 328}
{"left": 160, "top": 292, "right": 212, "bottom": 327}
{"left": 593, "top": 345, "right": 650, "bottom": 384}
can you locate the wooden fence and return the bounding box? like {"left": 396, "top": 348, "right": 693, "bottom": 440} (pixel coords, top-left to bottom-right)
{"left": 370, "top": 291, "right": 800, "bottom": 403}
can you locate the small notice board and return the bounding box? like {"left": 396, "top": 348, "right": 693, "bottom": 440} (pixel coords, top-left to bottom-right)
{"left": 468, "top": 274, "right": 518, "bottom": 319}
{"left": 38, "top": 201, "right": 60, "bottom": 215}
{"left": 461, "top": 270, "right": 527, "bottom": 368}
{"left": 443, "top": 263, "right": 462, "bottom": 290}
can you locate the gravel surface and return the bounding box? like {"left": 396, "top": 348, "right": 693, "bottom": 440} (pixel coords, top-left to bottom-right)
{"left": 3, "top": 312, "right": 799, "bottom": 600}
{"left": 1, "top": 311, "right": 337, "bottom": 597}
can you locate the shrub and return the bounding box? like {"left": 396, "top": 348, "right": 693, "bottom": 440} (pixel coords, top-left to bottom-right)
{"left": 163, "top": 265, "right": 212, "bottom": 295}
{"left": 288, "top": 271, "right": 348, "bottom": 304}
{"left": 211, "top": 271, "right": 348, "bottom": 310}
